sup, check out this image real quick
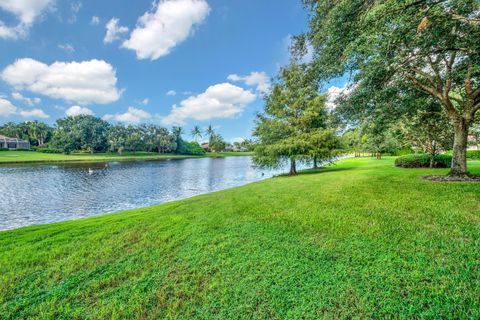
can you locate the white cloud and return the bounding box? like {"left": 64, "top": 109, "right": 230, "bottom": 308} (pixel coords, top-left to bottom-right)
{"left": 1, "top": 58, "right": 122, "bottom": 105}
{"left": 0, "top": 0, "right": 54, "bottom": 39}
{"left": 58, "top": 43, "right": 75, "bottom": 53}
{"left": 104, "top": 18, "right": 129, "bottom": 44}
{"left": 0, "top": 98, "right": 18, "bottom": 116}
{"left": 227, "top": 71, "right": 271, "bottom": 94}
{"left": 161, "top": 83, "right": 256, "bottom": 125}
{"left": 326, "top": 86, "right": 352, "bottom": 110}
{"left": 65, "top": 105, "right": 94, "bottom": 117}
{"left": 166, "top": 90, "right": 176, "bottom": 96}
{"left": 0, "top": 97, "right": 48, "bottom": 118}
{"left": 123, "top": 0, "right": 210, "bottom": 60}
{"left": 11, "top": 92, "right": 41, "bottom": 106}
{"left": 141, "top": 98, "right": 149, "bottom": 105}
{"left": 19, "top": 108, "right": 49, "bottom": 118}
{"left": 91, "top": 16, "right": 100, "bottom": 25}
{"left": 103, "top": 107, "right": 151, "bottom": 124}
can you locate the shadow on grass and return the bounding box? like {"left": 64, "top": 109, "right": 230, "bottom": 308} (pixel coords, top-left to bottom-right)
{"left": 275, "top": 165, "right": 355, "bottom": 177}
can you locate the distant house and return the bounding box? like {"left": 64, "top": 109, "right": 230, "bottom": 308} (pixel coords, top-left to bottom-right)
{"left": 468, "top": 134, "right": 479, "bottom": 151}
{"left": 0, "top": 135, "right": 30, "bottom": 150}
{"left": 201, "top": 143, "right": 209, "bottom": 151}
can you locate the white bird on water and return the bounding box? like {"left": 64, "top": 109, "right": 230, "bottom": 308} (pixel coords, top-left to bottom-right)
{"left": 88, "top": 168, "right": 94, "bottom": 175}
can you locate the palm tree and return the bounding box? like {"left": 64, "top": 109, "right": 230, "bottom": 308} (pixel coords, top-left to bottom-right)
{"left": 190, "top": 126, "right": 202, "bottom": 143}
{"left": 206, "top": 125, "right": 215, "bottom": 144}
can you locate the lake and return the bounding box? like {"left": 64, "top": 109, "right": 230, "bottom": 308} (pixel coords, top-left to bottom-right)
{"left": 0, "top": 156, "right": 287, "bottom": 231}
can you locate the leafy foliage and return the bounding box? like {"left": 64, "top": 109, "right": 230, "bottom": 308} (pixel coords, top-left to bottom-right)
{"left": 395, "top": 154, "right": 452, "bottom": 168}
{"left": 253, "top": 64, "right": 339, "bottom": 175}
{"left": 299, "top": 0, "right": 480, "bottom": 174}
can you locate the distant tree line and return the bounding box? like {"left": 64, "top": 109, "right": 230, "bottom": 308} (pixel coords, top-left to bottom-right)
{"left": 0, "top": 115, "right": 244, "bottom": 155}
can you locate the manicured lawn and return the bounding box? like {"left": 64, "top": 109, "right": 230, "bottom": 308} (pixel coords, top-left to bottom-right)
{"left": 0, "top": 158, "right": 479, "bottom": 318}
{"left": 0, "top": 151, "right": 253, "bottom": 164}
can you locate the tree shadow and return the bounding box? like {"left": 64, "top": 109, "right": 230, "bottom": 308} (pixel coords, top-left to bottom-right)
{"left": 275, "top": 166, "right": 354, "bottom": 177}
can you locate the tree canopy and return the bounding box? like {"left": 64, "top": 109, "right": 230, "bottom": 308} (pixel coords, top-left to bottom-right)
{"left": 298, "top": 0, "right": 480, "bottom": 175}
{"left": 253, "top": 64, "right": 339, "bottom": 175}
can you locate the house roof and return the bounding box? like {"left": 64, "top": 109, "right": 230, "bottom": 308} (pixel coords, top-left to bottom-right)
{"left": 0, "top": 135, "right": 28, "bottom": 142}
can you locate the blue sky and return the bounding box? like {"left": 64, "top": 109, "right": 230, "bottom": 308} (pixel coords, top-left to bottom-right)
{"left": 0, "top": 0, "right": 346, "bottom": 142}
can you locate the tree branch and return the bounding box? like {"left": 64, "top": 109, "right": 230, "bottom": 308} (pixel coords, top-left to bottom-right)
{"left": 444, "top": 51, "right": 456, "bottom": 97}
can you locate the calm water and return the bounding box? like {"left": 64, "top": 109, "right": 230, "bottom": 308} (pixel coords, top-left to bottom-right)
{"left": 0, "top": 157, "right": 287, "bottom": 231}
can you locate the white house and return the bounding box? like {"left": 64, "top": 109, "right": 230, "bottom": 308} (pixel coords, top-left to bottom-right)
{"left": 0, "top": 135, "right": 30, "bottom": 150}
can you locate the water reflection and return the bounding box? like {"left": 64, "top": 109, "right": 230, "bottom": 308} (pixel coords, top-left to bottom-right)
{"left": 0, "top": 157, "right": 286, "bottom": 231}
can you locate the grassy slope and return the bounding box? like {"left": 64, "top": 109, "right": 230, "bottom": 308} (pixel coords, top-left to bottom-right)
{"left": 0, "top": 158, "right": 479, "bottom": 319}
{"left": 0, "top": 151, "right": 253, "bottom": 164}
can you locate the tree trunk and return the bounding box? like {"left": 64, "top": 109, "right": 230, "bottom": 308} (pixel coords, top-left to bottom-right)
{"left": 118, "top": 146, "right": 124, "bottom": 156}
{"left": 289, "top": 159, "right": 297, "bottom": 176}
{"left": 450, "top": 118, "right": 470, "bottom": 176}
{"left": 313, "top": 156, "right": 318, "bottom": 169}
{"left": 429, "top": 140, "right": 437, "bottom": 169}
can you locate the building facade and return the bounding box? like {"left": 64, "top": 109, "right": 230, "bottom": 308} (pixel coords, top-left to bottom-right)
{"left": 0, "top": 135, "right": 30, "bottom": 150}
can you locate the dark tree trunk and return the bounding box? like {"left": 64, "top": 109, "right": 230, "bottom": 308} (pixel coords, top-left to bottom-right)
{"left": 289, "top": 159, "right": 297, "bottom": 176}
{"left": 313, "top": 156, "right": 318, "bottom": 169}
{"left": 450, "top": 118, "right": 470, "bottom": 176}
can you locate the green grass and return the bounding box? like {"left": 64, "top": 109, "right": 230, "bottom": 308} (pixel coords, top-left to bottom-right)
{"left": 0, "top": 151, "right": 253, "bottom": 164}
{"left": 1, "top": 157, "right": 479, "bottom": 319}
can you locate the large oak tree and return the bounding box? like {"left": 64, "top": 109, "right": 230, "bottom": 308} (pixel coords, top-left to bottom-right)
{"left": 298, "top": 0, "right": 480, "bottom": 175}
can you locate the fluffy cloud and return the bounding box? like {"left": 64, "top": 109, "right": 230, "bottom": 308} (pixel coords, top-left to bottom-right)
{"left": 0, "top": 98, "right": 18, "bottom": 116}
{"left": 1, "top": 58, "right": 122, "bottom": 105}
{"left": 326, "top": 86, "right": 352, "bottom": 110}
{"left": 19, "top": 108, "right": 49, "bottom": 118}
{"left": 103, "top": 107, "right": 151, "bottom": 124}
{"left": 104, "top": 18, "right": 129, "bottom": 44}
{"left": 11, "top": 92, "right": 41, "bottom": 106}
{"left": 166, "top": 90, "right": 177, "bottom": 96}
{"left": 227, "top": 72, "right": 271, "bottom": 94}
{"left": 161, "top": 83, "right": 256, "bottom": 125}
{"left": 0, "top": 97, "right": 48, "bottom": 118}
{"left": 65, "top": 105, "right": 94, "bottom": 117}
{"left": 123, "top": 0, "right": 210, "bottom": 60}
{"left": 0, "top": 0, "right": 54, "bottom": 39}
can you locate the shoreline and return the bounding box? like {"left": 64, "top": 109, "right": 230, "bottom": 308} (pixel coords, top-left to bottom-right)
{"left": 0, "top": 151, "right": 253, "bottom": 165}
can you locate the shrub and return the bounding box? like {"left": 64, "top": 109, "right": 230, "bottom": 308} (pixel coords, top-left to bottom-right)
{"left": 35, "top": 148, "right": 63, "bottom": 154}
{"left": 392, "top": 148, "right": 415, "bottom": 156}
{"left": 395, "top": 154, "right": 452, "bottom": 168}
{"left": 15, "top": 148, "right": 32, "bottom": 151}
{"left": 443, "top": 150, "right": 480, "bottom": 159}
{"left": 0, "top": 148, "right": 8, "bottom": 151}
{"left": 182, "top": 142, "right": 206, "bottom": 155}
{"left": 467, "top": 150, "right": 480, "bottom": 159}
{"left": 71, "top": 150, "right": 92, "bottom": 154}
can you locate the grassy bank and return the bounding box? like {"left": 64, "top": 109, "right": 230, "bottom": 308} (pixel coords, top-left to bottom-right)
{"left": 1, "top": 158, "right": 479, "bottom": 318}
{"left": 0, "top": 151, "right": 253, "bottom": 164}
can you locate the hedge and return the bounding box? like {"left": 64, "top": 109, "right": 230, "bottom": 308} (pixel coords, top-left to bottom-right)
{"left": 395, "top": 154, "right": 452, "bottom": 168}
{"left": 34, "top": 148, "right": 63, "bottom": 154}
